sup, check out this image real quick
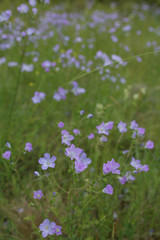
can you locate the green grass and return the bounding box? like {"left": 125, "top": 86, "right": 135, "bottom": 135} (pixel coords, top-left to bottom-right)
{"left": 0, "top": 1, "right": 160, "bottom": 240}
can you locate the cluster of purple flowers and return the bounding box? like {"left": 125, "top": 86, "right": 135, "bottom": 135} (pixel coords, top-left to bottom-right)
{"left": 2, "top": 142, "right": 33, "bottom": 160}
{"left": 119, "top": 171, "right": 135, "bottom": 185}
{"left": 103, "top": 159, "right": 120, "bottom": 175}
{"left": 31, "top": 91, "right": 46, "bottom": 104}
{"left": 71, "top": 81, "right": 86, "bottom": 96}
{"left": 17, "top": 4, "right": 29, "bottom": 14}
{"left": 53, "top": 81, "right": 85, "bottom": 102}
{"left": 53, "top": 87, "right": 68, "bottom": 101}
{"left": 65, "top": 144, "right": 91, "bottom": 173}
{"left": 102, "top": 159, "right": 120, "bottom": 194}
{"left": 21, "top": 63, "right": 34, "bottom": 72}
{"left": 39, "top": 219, "right": 62, "bottom": 238}
{"left": 130, "top": 157, "right": 149, "bottom": 172}
{"left": 41, "top": 60, "right": 56, "bottom": 72}
{"left": 29, "top": 0, "right": 37, "bottom": 7}
{"left": 17, "top": 1, "right": 49, "bottom": 16}
{"left": 129, "top": 121, "right": 154, "bottom": 149}
{"left": 0, "top": 10, "right": 12, "bottom": 22}
{"left": 118, "top": 157, "right": 149, "bottom": 185}
{"left": 130, "top": 120, "right": 145, "bottom": 138}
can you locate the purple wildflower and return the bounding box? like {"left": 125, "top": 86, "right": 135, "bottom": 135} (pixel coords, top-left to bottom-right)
{"left": 44, "top": 0, "right": 50, "bottom": 3}
{"left": 17, "top": 4, "right": 29, "bottom": 13}
{"left": 96, "top": 121, "right": 114, "bottom": 135}
{"left": 145, "top": 140, "right": 154, "bottom": 149}
{"left": 31, "top": 91, "right": 46, "bottom": 104}
{"left": 88, "top": 133, "right": 95, "bottom": 139}
{"left": 2, "top": 151, "right": 11, "bottom": 160}
{"left": 0, "top": 57, "right": 6, "bottom": 65}
{"left": 39, "top": 92, "right": 46, "bottom": 99}
{"left": 102, "top": 184, "right": 113, "bottom": 194}
{"left": 53, "top": 87, "right": 68, "bottom": 101}
{"left": 38, "top": 153, "right": 56, "bottom": 170}
{"left": 130, "top": 157, "right": 142, "bottom": 170}
{"left": 58, "top": 122, "right": 64, "bottom": 128}
{"left": 117, "top": 121, "right": 127, "bottom": 133}
{"left": 123, "top": 25, "right": 131, "bottom": 32}
{"left": 45, "top": 68, "right": 50, "bottom": 72}
{"left": 34, "top": 171, "right": 40, "bottom": 176}
{"left": 122, "top": 150, "right": 129, "bottom": 155}
{"left": 105, "top": 121, "right": 114, "bottom": 130}
{"left": 125, "top": 171, "right": 135, "bottom": 181}
{"left": 8, "top": 62, "right": 18, "bottom": 67}
{"left": 32, "top": 8, "right": 38, "bottom": 14}
{"left": 119, "top": 171, "right": 135, "bottom": 185}
{"left": 65, "top": 144, "right": 82, "bottom": 160}
{"left": 80, "top": 110, "right": 84, "bottom": 115}
{"left": 61, "top": 130, "right": 74, "bottom": 146}
{"left": 118, "top": 175, "right": 127, "bottom": 185}
{"left": 39, "top": 219, "right": 56, "bottom": 238}
{"left": 53, "top": 44, "right": 59, "bottom": 52}
{"left": 21, "top": 31, "right": 26, "bottom": 37}
{"left": 25, "top": 142, "right": 33, "bottom": 152}
{"left": 21, "top": 64, "right": 34, "bottom": 72}
{"left": 132, "top": 131, "right": 137, "bottom": 138}
{"left": 41, "top": 60, "right": 51, "bottom": 68}
{"left": 0, "top": 10, "right": 12, "bottom": 22}
{"left": 87, "top": 113, "right": 93, "bottom": 118}
{"left": 75, "top": 152, "right": 91, "bottom": 173}
{"left": 140, "top": 164, "right": 149, "bottom": 172}
{"left": 71, "top": 81, "right": 85, "bottom": 96}
{"left": 130, "top": 157, "right": 149, "bottom": 172}
{"left": 26, "top": 28, "right": 35, "bottom": 36}
{"left": 73, "top": 129, "right": 81, "bottom": 135}
{"left": 97, "top": 122, "right": 109, "bottom": 135}
{"left": 138, "top": 127, "right": 145, "bottom": 137}
{"left": 103, "top": 159, "right": 120, "bottom": 175}
{"left": 34, "top": 190, "right": 43, "bottom": 199}
{"left": 55, "top": 225, "right": 62, "bottom": 236}
{"left": 130, "top": 120, "right": 139, "bottom": 130}
{"left": 111, "top": 54, "right": 123, "bottom": 63}
{"left": 100, "top": 136, "right": 108, "bottom": 142}
{"left": 78, "top": 152, "right": 91, "bottom": 166}
{"left": 137, "top": 56, "right": 142, "bottom": 62}
{"left": 29, "top": 0, "right": 37, "bottom": 7}
{"left": 5, "top": 142, "right": 11, "bottom": 148}
{"left": 75, "top": 161, "right": 87, "bottom": 173}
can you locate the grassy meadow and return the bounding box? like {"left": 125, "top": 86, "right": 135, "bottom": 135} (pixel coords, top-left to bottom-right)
{"left": 0, "top": 0, "right": 160, "bottom": 239}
